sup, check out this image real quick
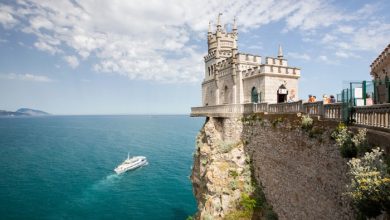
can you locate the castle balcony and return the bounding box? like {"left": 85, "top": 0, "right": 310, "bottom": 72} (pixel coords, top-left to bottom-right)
{"left": 191, "top": 101, "right": 390, "bottom": 131}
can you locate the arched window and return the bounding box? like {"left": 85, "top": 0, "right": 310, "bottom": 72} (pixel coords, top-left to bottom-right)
{"left": 251, "top": 87, "right": 258, "bottom": 103}
{"left": 224, "top": 86, "right": 229, "bottom": 104}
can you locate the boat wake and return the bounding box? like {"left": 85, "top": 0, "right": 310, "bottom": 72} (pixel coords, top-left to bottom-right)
{"left": 53, "top": 173, "right": 124, "bottom": 219}
{"left": 90, "top": 173, "right": 122, "bottom": 191}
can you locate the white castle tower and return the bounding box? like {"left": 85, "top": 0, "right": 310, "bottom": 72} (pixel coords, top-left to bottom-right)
{"left": 202, "top": 14, "right": 301, "bottom": 106}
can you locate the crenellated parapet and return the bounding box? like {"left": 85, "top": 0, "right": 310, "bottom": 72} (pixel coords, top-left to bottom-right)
{"left": 265, "top": 56, "right": 288, "bottom": 66}
{"left": 236, "top": 53, "right": 261, "bottom": 65}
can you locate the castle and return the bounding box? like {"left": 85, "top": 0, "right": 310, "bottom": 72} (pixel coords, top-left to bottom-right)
{"left": 370, "top": 43, "right": 390, "bottom": 104}
{"left": 202, "top": 14, "right": 301, "bottom": 106}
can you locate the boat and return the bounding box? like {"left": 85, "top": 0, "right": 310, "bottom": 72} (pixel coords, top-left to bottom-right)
{"left": 114, "top": 153, "right": 148, "bottom": 174}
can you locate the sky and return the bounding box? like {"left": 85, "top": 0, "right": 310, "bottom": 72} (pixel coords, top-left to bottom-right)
{"left": 0, "top": 0, "right": 389, "bottom": 115}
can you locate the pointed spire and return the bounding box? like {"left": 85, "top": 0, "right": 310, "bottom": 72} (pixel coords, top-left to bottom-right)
{"left": 232, "top": 16, "right": 237, "bottom": 32}
{"left": 278, "top": 44, "right": 283, "bottom": 58}
{"left": 216, "top": 13, "right": 222, "bottom": 31}
{"left": 208, "top": 21, "right": 212, "bottom": 34}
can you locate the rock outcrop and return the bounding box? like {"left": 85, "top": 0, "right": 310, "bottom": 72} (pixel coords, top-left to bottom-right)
{"left": 191, "top": 117, "right": 254, "bottom": 219}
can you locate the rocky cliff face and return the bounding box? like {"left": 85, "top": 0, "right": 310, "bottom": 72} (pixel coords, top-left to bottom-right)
{"left": 191, "top": 117, "right": 254, "bottom": 219}
{"left": 191, "top": 114, "right": 356, "bottom": 220}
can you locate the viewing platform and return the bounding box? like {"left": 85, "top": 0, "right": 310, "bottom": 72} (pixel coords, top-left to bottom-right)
{"left": 191, "top": 101, "right": 390, "bottom": 131}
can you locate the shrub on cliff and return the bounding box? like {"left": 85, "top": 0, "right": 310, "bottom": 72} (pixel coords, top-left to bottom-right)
{"left": 301, "top": 115, "right": 313, "bottom": 131}
{"left": 331, "top": 123, "right": 369, "bottom": 158}
{"left": 218, "top": 140, "right": 242, "bottom": 154}
{"left": 346, "top": 148, "right": 390, "bottom": 218}
{"left": 240, "top": 193, "right": 257, "bottom": 211}
{"left": 271, "top": 117, "right": 284, "bottom": 128}
{"left": 351, "top": 128, "right": 369, "bottom": 155}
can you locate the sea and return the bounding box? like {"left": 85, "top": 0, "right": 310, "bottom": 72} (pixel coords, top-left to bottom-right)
{"left": 0, "top": 115, "right": 204, "bottom": 220}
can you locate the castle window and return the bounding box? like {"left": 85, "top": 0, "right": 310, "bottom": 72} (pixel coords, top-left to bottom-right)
{"left": 208, "top": 67, "right": 211, "bottom": 76}
{"left": 251, "top": 87, "right": 259, "bottom": 103}
{"left": 224, "top": 86, "right": 229, "bottom": 104}
{"left": 277, "top": 84, "right": 288, "bottom": 103}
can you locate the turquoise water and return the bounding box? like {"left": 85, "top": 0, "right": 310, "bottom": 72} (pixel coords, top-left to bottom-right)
{"left": 0, "top": 115, "right": 203, "bottom": 219}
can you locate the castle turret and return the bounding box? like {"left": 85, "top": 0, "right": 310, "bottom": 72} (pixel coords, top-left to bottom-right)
{"left": 206, "top": 14, "right": 238, "bottom": 57}
{"left": 204, "top": 14, "right": 240, "bottom": 84}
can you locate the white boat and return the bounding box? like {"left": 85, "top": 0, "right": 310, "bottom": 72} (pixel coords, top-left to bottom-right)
{"left": 114, "top": 153, "right": 148, "bottom": 174}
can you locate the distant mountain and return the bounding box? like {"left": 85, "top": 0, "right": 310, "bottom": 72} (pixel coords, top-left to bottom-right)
{"left": 16, "top": 108, "right": 50, "bottom": 116}
{"left": 0, "top": 108, "right": 50, "bottom": 116}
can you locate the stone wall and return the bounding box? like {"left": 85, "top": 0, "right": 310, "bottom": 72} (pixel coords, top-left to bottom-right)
{"left": 242, "top": 75, "right": 265, "bottom": 103}
{"left": 202, "top": 80, "right": 218, "bottom": 106}
{"left": 241, "top": 114, "right": 354, "bottom": 220}
{"left": 262, "top": 76, "right": 299, "bottom": 103}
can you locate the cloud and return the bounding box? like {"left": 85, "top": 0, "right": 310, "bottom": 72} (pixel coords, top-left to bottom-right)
{"left": 0, "top": 38, "right": 7, "bottom": 43}
{"left": 335, "top": 51, "right": 359, "bottom": 59}
{"left": 0, "top": 73, "right": 54, "bottom": 82}
{"left": 0, "top": 5, "right": 18, "bottom": 28}
{"left": 319, "top": 55, "right": 328, "bottom": 61}
{"left": 317, "top": 55, "right": 339, "bottom": 65}
{"left": 34, "top": 41, "right": 60, "bottom": 54}
{"left": 287, "top": 52, "right": 311, "bottom": 61}
{"left": 1, "top": 0, "right": 389, "bottom": 82}
{"left": 284, "top": 0, "right": 350, "bottom": 31}
{"left": 63, "top": 55, "right": 79, "bottom": 68}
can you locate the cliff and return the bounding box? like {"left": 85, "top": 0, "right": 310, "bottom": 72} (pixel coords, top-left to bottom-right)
{"left": 191, "top": 117, "right": 256, "bottom": 219}
{"left": 191, "top": 114, "right": 359, "bottom": 220}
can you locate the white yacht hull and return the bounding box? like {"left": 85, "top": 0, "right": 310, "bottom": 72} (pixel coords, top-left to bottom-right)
{"left": 114, "top": 156, "right": 148, "bottom": 174}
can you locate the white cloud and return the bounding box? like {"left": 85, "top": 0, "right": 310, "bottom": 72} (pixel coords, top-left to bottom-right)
{"left": 317, "top": 55, "right": 339, "bottom": 65}
{"left": 287, "top": 52, "right": 311, "bottom": 61}
{"left": 63, "top": 55, "right": 79, "bottom": 68}
{"left": 0, "top": 5, "right": 18, "bottom": 28}
{"left": 34, "top": 41, "right": 60, "bottom": 54}
{"left": 0, "top": 73, "right": 54, "bottom": 82}
{"left": 335, "top": 51, "right": 359, "bottom": 59}
{"left": 1, "top": 0, "right": 389, "bottom": 82}
{"left": 321, "top": 34, "right": 336, "bottom": 44}
{"left": 319, "top": 55, "right": 328, "bottom": 61}
{"left": 337, "top": 25, "right": 354, "bottom": 34}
